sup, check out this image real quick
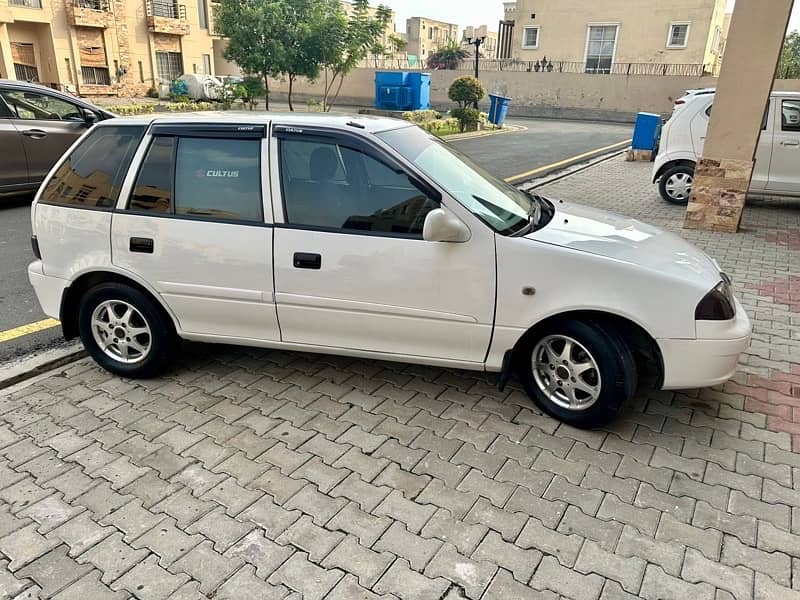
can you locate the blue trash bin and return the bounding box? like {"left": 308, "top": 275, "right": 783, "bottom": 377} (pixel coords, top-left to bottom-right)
{"left": 488, "top": 94, "right": 512, "bottom": 126}
{"left": 632, "top": 112, "right": 662, "bottom": 152}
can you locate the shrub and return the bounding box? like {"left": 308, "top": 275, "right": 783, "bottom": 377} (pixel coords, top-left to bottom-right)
{"left": 448, "top": 76, "right": 485, "bottom": 109}
{"left": 306, "top": 98, "right": 322, "bottom": 112}
{"left": 145, "top": 86, "right": 159, "bottom": 99}
{"left": 107, "top": 104, "right": 155, "bottom": 116}
{"left": 401, "top": 109, "right": 441, "bottom": 124}
{"left": 451, "top": 107, "right": 481, "bottom": 132}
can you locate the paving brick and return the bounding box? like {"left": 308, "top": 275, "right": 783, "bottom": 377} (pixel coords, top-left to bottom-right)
{"left": 326, "top": 502, "right": 391, "bottom": 547}
{"left": 581, "top": 467, "right": 639, "bottom": 503}
{"left": 337, "top": 426, "right": 388, "bottom": 454}
{"left": 420, "top": 508, "right": 488, "bottom": 556}
{"left": 635, "top": 482, "right": 695, "bottom": 523}
{"left": 651, "top": 447, "right": 705, "bottom": 480}
{"left": 331, "top": 472, "right": 390, "bottom": 512}
{"left": 754, "top": 572, "right": 800, "bottom": 600}
{"left": 250, "top": 467, "right": 307, "bottom": 505}
{"left": 532, "top": 450, "right": 588, "bottom": 485}
{"left": 374, "top": 489, "right": 437, "bottom": 533}
{"left": 424, "top": 543, "right": 496, "bottom": 599}
{"left": 521, "top": 426, "right": 573, "bottom": 456}
{"left": 374, "top": 520, "right": 442, "bottom": 570}
{"left": 46, "top": 512, "right": 113, "bottom": 558}
{"left": 736, "top": 454, "right": 792, "bottom": 487}
{"left": 596, "top": 493, "right": 660, "bottom": 536}
{"left": 722, "top": 535, "right": 791, "bottom": 587}
{"left": 112, "top": 554, "right": 190, "bottom": 600}
{"left": 568, "top": 442, "right": 621, "bottom": 475}
{"left": 544, "top": 475, "right": 604, "bottom": 515}
{"left": 682, "top": 440, "right": 736, "bottom": 471}
{"left": 284, "top": 484, "right": 347, "bottom": 526}
{"left": 575, "top": 539, "right": 646, "bottom": 594}
{"left": 517, "top": 517, "right": 583, "bottom": 568}
{"left": 322, "top": 535, "right": 393, "bottom": 588}
{"left": 18, "top": 495, "right": 83, "bottom": 535}
{"left": 276, "top": 514, "right": 344, "bottom": 562}
{"left": 639, "top": 564, "right": 714, "bottom": 600}
{"left": 617, "top": 525, "right": 684, "bottom": 577}
{"left": 101, "top": 499, "right": 164, "bottom": 543}
{"left": 704, "top": 463, "right": 761, "bottom": 500}
{"left": 374, "top": 559, "right": 449, "bottom": 600}
{"left": 269, "top": 552, "right": 343, "bottom": 600}
{"left": 617, "top": 455, "right": 673, "bottom": 492}
{"left": 483, "top": 568, "right": 558, "bottom": 600}
{"left": 333, "top": 447, "right": 390, "bottom": 483}
{"left": 472, "top": 531, "right": 541, "bottom": 583}
{"left": 757, "top": 521, "right": 800, "bottom": 556}
{"left": 237, "top": 495, "right": 300, "bottom": 538}
{"left": 51, "top": 570, "right": 128, "bottom": 600}
{"left": 373, "top": 440, "right": 427, "bottom": 471}
{"left": 186, "top": 506, "right": 255, "bottom": 552}
{"left": 223, "top": 529, "right": 294, "bottom": 579}
{"left": 215, "top": 564, "right": 288, "bottom": 600}
{"left": 374, "top": 462, "right": 430, "bottom": 499}
{"left": 326, "top": 573, "right": 397, "bottom": 600}
{"left": 78, "top": 531, "right": 148, "bottom": 583}
{"left": 682, "top": 547, "right": 754, "bottom": 600}
{"left": 0, "top": 477, "right": 53, "bottom": 514}
{"left": 495, "top": 460, "right": 552, "bottom": 496}
{"left": 670, "top": 472, "right": 730, "bottom": 511}
{"left": 531, "top": 555, "right": 604, "bottom": 600}
{"left": 601, "top": 435, "right": 654, "bottom": 464}
{"left": 0, "top": 521, "right": 60, "bottom": 571}
{"left": 464, "top": 497, "right": 526, "bottom": 542}
{"left": 152, "top": 489, "right": 216, "bottom": 529}
{"left": 729, "top": 490, "right": 790, "bottom": 530}
{"left": 656, "top": 513, "right": 722, "bottom": 561}
{"left": 410, "top": 430, "right": 464, "bottom": 462}
{"left": 122, "top": 470, "right": 181, "bottom": 509}
{"left": 762, "top": 479, "right": 800, "bottom": 508}
{"left": 505, "top": 487, "right": 566, "bottom": 528}
{"left": 171, "top": 540, "right": 243, "bottom": 594}
{"left": 692, "top": 500, "right": 757, "bottom": 546}
{"left": 16, "top": 546, "right": 93, "bottom": 599}
{"left": 559, "top": 506, "right": 622, "bottom": 553}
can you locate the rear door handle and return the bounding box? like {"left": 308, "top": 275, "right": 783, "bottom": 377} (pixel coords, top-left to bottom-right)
{"left": 780, "top": 140, "right": 800, "bottom": 147}
{"left": 130, "top": 237, "right": 154, "bottom": 253}
{"left": 293, "top": 252, "right": 321, "bottom": 269}
{"left": 22, "top": 129, "right": 47, "bottom": 139}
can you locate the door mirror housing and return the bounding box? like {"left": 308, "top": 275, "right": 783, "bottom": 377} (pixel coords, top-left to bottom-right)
{"left": 423, "top": 208, "right": 470, "bottom": 243}
{"left": 83, "top": 110, "right": 98, "bottom": 126}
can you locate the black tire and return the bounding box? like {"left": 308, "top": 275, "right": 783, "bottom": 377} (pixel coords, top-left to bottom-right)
{"left": 78, "top": 282, "right": 177, "bottom": 378}
{"left": 658, "top": 164, "right": 694, "bottom": 205}
{"left": 516, "top": 319, "right": 637, "bottom": 428}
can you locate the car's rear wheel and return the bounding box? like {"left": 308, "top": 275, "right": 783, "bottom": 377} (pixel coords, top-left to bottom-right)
{"left": 659, "top": 165, "right": 694, "bottom": 204}
{"left": 517, "top": 320, "right": 637, "bottom": 428}
{"left": 78, "top": 282, "right": 176, "bottom": 378}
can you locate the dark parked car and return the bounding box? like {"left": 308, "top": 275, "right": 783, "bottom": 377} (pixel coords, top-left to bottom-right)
{"left": 0, "top": 80, "right": 114, "bottom": 196}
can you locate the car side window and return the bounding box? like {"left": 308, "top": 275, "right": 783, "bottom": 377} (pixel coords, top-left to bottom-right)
{"left": 781, "top": 100, "right": 800, "bottom": 132}
{"left": 39, "top": 125, "right": 145, "bottom": 208}
{"left": 0, "top": 90, "right": 84, "bottom": 121}
{"left": 130, "top": 135, "right": 263, "bottom": 222}
{"left": 279, "top": 138, "right": 438, "bottom": 236}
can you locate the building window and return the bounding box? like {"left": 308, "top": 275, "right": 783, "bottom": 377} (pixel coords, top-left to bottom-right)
{"left": 522, "top": 26, "right": 539, "bottom": 49}
{"left": 138, "top": 60, "right": 144, "bottom": 83}
{"left": 585, "top": 25, "right": 618, "bottom": 74}
{"left": 9, "top": 0, "right": 42, "bottom": 8}
{"left": 202, "top": 54, "right": 211, "bottom": 75}
{"left": 667, "top": 22, "right": 690, "bottom": 48}
{"left": 198, "top": 0, "right": 208, "bottom": 29}
{"left": 11, "top": 42, "right": 38, "bottom": 81}
{"left": 711, "top": 25, "right": 721, "bottom": 54}
{"left": 155, "top": 51, "right": 183, "bottom": 82}
{"left": 82, "top": 66, "right": 111, "bottom": 85}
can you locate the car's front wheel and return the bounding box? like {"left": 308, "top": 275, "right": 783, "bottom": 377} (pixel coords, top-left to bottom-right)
{"left": 78, "top": 283, "right": 177, "bottom": 378}
{"left": 517, "top": 320, "right": 637, "bottom": 428}
{"left": 659, "top": 164, "right": 694, "bottom": 204}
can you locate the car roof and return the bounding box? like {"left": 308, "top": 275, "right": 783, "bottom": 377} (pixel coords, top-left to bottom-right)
{"left": 101, "top": 112, "right": 412, "bottom": 134}
{"left": 0, "top": 79, "right": 112, "bottom": 113}
{"left": 682, "top": 89, "right": 800, "bottom": 103}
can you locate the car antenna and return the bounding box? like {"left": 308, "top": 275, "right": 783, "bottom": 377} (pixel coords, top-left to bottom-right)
{"left": 346, "top": 120, "right": 366, "bottom": 129}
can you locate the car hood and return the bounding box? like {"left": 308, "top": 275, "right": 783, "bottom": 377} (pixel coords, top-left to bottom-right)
{"left": 525, "top": 201, "right": 721, "bottom": 287}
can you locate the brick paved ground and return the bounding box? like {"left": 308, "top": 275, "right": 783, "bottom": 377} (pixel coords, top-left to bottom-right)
{"left": 1, "top": 157, "right": 799, "bottom": 600}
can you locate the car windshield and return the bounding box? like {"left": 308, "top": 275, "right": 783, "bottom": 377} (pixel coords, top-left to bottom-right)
{"left": 376, "top": 125, "right": 536, "bottom": 235}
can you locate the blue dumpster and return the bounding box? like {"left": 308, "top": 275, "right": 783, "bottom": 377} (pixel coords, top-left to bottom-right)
{"left": 488, "top": 94, "right": 512, "bottom": 126}
{"left": 374, "top": 72, "right": 431, "bottom": 111}
{"left": 632, "top": 112, "right": 662, "bottom": 152}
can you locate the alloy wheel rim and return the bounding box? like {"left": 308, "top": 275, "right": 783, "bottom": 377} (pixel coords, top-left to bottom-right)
{"left": 532, "top": 335, "right": 602, "bottom": 411}
{"left": 90, "top": 300, "right": 152, "bottom": 364}
{"left": 666, "top": 172, "right": 693, "bottom": 201}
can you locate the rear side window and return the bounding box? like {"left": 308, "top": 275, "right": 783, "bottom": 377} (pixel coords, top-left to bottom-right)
{"left": 40, "top": 125, "right": 145, "bottom": 208}
{"left": 129, "top": 136, "right": 262, "bottom": 222}
{"left": 782, "top": 99, "right": 800, "bottom": 132}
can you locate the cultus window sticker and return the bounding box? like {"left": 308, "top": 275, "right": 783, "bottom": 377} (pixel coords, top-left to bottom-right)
{"left": 205, "top": 170, "right": 240, "bottom": 178}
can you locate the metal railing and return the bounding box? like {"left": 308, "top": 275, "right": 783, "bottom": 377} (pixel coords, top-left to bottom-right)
{"left": 146, "top": 0, "right": 186, "bottom": 20}
{"left": 360, "top": 56, "right": 715, "bottom": 77}
{"left": 81, "top": 66, "right": 111, "bottom": 85}
{"left": 70, "top": 0, "right": 110, "bottom": 10}
{"left": 9, "top": 0, "right": 43, "bottom": 8}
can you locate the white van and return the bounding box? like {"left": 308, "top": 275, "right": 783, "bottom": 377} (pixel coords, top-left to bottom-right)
{"left": 29, "top": 115, "right": 750, "bottom": 428}
{"left": 653, "top": 90, "right": 800, "bottom": 203}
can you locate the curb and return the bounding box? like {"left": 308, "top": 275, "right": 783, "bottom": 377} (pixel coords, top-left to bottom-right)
{"left": 0, "top": 341, "right": 86, "bottom": 391}
{"left": 445, "top": 124, "right": 527, "bottom": 141}
{"left": 517, "top": 147, "right": 630, "bottom": 191}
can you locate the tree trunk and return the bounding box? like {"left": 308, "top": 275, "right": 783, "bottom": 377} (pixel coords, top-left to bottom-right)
{"left": 263, "top": 74, "right": 270, "bottom": 111}
{"left": 288, "top": 75, "right": 294, "bottom": 111}
{"left": 327, "top": 72, "right": 345, "bottom": 112}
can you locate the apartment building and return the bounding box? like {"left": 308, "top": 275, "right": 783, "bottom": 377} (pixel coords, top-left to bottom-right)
{"left": 405, "top": 16, "right": 458, "bottom": 59}
{"left": 462, "top": 25, "right": 498, "bottom": 57}
{"left": 497, "top": 0, "right": 727, "bottom": 72}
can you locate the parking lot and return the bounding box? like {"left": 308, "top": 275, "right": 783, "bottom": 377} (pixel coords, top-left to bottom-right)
{"left": 1, "top": 157, "right": 798, "bottom": 600}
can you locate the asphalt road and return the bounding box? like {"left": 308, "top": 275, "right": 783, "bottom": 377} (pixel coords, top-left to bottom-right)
{"left": 0, "top": 116, "right": 632, "bottom": 363}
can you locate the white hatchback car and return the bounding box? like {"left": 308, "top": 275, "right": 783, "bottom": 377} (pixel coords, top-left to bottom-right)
{"left": 29, "top": 115, "right": 751, "bottom": 428}
{"left": 654, "top": 90, "right": 800, "bottom": 203}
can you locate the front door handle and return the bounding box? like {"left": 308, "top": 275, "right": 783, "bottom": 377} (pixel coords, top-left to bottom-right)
{"left": 130, "top": 237, "right": 154, "bottom": 253}
{"left": 293, "top": 252, "right": 321, "bottom": 269}
{"left": 21, "top": 129, "right": 47, "bottom": 139}
{"left": 780, "top": 139, "right": 800, "bottom": 147}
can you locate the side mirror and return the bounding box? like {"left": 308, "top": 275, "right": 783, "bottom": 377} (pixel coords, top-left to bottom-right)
{"left": 423, "top": 208, "right": 470, "bottom": 243}
{"left": 84, "top": 110, "right": 98, "bottom": 126}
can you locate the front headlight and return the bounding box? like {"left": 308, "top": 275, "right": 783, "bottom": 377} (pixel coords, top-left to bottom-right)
{"left": 695, "top": 273, "right": 735, "bottom": 320}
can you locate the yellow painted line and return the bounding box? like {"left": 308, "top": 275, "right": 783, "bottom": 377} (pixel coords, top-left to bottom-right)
{"left": 504, "top": 138, "right": 632, "bottom": 183}
{"left": 0, "top": 319, "right": 60, "bottom": 343}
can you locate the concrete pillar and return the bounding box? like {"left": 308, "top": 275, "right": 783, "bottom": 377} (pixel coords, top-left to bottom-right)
{"left": 684, "top": 0, "right": 793, "bottom": 233}
{"left": 0, "top": 24, "right": 15, "bottom": 80}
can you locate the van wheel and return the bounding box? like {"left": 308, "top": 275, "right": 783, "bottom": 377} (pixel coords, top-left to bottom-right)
{"left": 516, "top": 320, "right": 637, "bottom": 428}
{"left": 659, "top": 165, "right": 694, "bottom": 204}
{"left": 78, "top": 283, "right": 176, "bottom": 378}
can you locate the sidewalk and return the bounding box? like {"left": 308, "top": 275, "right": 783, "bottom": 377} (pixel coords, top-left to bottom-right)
{"left": 0, "top": 157, "right": 798, "bottom": 600}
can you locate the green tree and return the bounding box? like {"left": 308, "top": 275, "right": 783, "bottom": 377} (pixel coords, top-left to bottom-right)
{"left": 315, "top": 0, "right": 392, "bottom": 111}
{"left": 387, "top": 33, "right": 407, "bottom": 58}
{"left": 427, "top": 40, "right": 469, "bottom": 70}
{"left": 216, "top": 0, "right": 288, "bottom": 110}
{"left": 448, "top": 76, "right": 485, "bottom": 108}
{"left": 778, "top": 30, "right": 800, "bottom": 79}
{"left": 281, "top": 0, "right": 329, "bottom": 110}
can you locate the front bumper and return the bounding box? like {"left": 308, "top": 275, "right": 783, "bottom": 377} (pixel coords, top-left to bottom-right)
{"left": 658, "top": 298, "right": 752, "bottom": 390}
{"left": 28, "top": 260, "right": 66, "bottom": 321}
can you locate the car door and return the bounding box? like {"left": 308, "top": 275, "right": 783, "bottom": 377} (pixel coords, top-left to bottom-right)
{"left": 766, "top": 98, "right": 800, "bottom": 193}
{"left": 270, "top": 126, "right": 495, "bottom": 364}
{"left": 750, "top": 100, "right": 773, "bottom": 191}
{"left": 0, "top": 96, "right": 29, "bottom": 189}
{"left": 111, "top": 123, "right": 281, "bottom": 341}
{"left": 689, "top": 98, "right": 712, "bottom": 155}
{"left": 0, "top": 88, "right": 91, "bottom": 185}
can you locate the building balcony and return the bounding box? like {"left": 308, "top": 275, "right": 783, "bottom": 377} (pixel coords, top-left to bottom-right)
{"left": 145, "top": 0, "right": 189, "bottom": 35}
{"left": 66, "top": 0, "right": 113, "bottom": 28}
{"left": 3, "top": 0, "right": 50, "bottom": 23}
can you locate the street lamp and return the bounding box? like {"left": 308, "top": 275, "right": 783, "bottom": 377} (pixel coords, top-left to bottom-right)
{"left": 466, "top": 35, "right": 486, "bottom": 108}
